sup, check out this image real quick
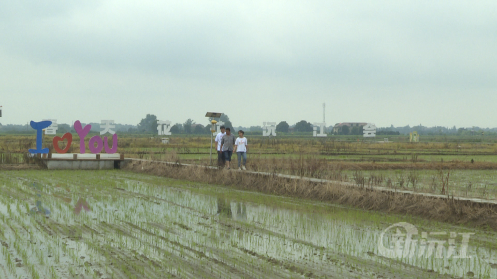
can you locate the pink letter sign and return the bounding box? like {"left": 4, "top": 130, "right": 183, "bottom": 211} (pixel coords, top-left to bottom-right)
{"left": 104, "top": 134, "right": 118, "bottom": 153}
{"left": 30, "top": 120, "right": 120, "bottom": 155}
{"left": 74, "top": 120, "right": 91, "bottom": 154}
{"left": 89, "top": 136, "right": 104, "bottom": 154}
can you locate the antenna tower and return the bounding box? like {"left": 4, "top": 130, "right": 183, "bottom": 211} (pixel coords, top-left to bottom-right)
{"left": 323, "top": 102, "right": 325, "bottom": 123}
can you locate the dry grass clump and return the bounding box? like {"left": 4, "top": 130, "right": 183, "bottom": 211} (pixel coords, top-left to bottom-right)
{"left": 0, "top": 164, "right": 41, "bottom": 170}
{"left": 125, "top": 160, "right": 497, "bottom": 230}
{"left": 244, "top": 157, "right": 497, "bottom": 182}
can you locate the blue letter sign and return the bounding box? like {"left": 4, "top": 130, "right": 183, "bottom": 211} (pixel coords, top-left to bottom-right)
{"left": 28, "top": 120, "right": 52, "bottom": 154}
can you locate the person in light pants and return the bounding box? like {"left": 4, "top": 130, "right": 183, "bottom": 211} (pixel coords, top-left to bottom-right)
{"left": 234, "top": 130, "right": 248, "bottom": 170}
{"left": 214, "top": 126, "right": 226, "bottom": 167}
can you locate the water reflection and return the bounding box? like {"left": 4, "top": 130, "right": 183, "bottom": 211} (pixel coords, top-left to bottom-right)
{"left": 216, "top": 195, "right": 247, "bottom": 221}
{"left": 30, "top": 182, "right": 43, "bottom": 192}
{"left": 74, "top": 198, "right": 91, "bottom": 215}
{"left": 54, "top": 184, "right": 72, "bottom": 203}
{"left": 216, "top": 196, "right": 232, "bottom": 218}
{"left": 234, "top": 202, "right": 247, "bottom": 221}
{"left": 30, "top": 199, "right": 51, "bottom": 216}
{"left": 29, "top": 182, "right": 51, "bottom": 216}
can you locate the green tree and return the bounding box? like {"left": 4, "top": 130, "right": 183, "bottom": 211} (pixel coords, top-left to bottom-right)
{"left": 209, "top": 114, "right": 233, "bottom": 130}
{"left": 341, "top": 125, "right": 350, "bottom": 135}
{"left": 183, "top": 119, "right": 195, "bottom": 134}
{"left": 204, "top": 125, "right": 213, "bottom": 134}
{"left": 170, "top": 123, "right": 182, "bottom": 134}
{"left": 294, "top": 120, "right": 313, "bottom": 132}
{"left": 276, "top": 121, "right": 289, "bottom": 133}
{"left": 138, "top": 114, "right": 158, "bottom": 133}
{"left": 58, "top": 123, "right": 72, "bottom": 133}
{"left": 250, "top": 126, "right": 263, "bottom": 132}
{"left": 194, "top": 124, "right": 206, "bottom": 134}
{"left": 220, "top": 114, "right": 233, "bottom": 129}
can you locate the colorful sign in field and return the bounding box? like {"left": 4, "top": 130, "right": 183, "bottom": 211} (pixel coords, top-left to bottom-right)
{"left": 29, "top": 120, "right": 118, "bottom": 154}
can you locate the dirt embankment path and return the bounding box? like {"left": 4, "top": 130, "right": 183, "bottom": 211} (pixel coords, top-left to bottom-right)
{"left": 125, "top": 160, "right": 497, "bottom": 231}
{"left": 325, "top": 161, "right": 497, "bottom": 170}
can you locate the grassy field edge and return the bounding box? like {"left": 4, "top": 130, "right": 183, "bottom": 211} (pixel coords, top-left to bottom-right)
{"left": 124, "top": 160, "right": 497, "bottom": 231}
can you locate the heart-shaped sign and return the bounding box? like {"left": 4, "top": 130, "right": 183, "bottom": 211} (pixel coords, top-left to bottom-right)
{"left": 52, "top": 133, "right": 73, "bottom": 154}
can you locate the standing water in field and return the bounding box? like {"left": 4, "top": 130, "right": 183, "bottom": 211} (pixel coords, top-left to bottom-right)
{"left": 0, "top": 170, "right": 496, "bottom": 278}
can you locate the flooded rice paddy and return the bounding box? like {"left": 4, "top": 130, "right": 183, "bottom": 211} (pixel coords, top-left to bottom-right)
{"left": 0, "top": 170, "right": 497, "bottom": 278}
{"left": 343, "top": 169, "right": 497, "bottom": 199}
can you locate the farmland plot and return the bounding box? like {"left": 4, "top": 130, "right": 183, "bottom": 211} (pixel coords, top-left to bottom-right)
{"left": 0, "top": 170, "right": 496, "bottom": 278}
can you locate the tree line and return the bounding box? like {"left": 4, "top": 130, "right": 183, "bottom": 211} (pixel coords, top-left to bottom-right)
{"left": 2, "top": 116, "right": 495, "bottom": 136}
{"left": 135, "top": 114, "right": 234, "bottom": 135}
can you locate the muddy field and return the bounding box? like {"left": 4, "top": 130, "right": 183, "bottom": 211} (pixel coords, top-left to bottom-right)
{"left": 1, "top": 170, "right": 497, "bottom": 278}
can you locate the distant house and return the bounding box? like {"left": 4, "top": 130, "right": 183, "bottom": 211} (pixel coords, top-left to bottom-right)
{"left": 333, "top": 122, "right": 367, "bottom": 133}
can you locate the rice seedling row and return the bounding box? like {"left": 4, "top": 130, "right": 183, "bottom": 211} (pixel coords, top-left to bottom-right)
{"left": 0, "top": 170, "right": 496, "bottom": 278}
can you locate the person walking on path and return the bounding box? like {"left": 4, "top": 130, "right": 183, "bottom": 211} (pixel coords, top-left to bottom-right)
{"left": 214, "top": 126, "right": 226, "bottom": 167}
{"left": 220, "top": 128, "right": 236, "bottom": 169}
{"left": 234, "top": 130, "right": 248, "bottom": 170}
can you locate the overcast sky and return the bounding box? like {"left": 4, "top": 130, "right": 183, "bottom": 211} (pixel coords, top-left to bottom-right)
{"left": 1, "top": 1, "right": 496, "bottom": 128}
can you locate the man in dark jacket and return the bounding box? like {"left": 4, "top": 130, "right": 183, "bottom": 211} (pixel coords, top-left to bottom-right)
{"left": 220, "top": 128, "right": 236, "bottom": 169}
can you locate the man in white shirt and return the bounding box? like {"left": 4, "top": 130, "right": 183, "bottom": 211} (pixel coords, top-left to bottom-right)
{"left": 214, "top": 126, "right": 226, "bottom": 167}
{"left": 234, "top": 130, "right": 248, "bottom": 170}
